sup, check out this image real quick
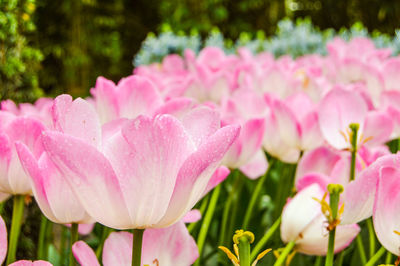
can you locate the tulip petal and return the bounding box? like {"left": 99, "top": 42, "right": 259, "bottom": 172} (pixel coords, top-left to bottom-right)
{"left": 373, "top": 166, "right": 400, "bottom": 255}
{"left": 157, "top": 124, "right": 240, "bottom": 227}
{"left": 239, "top": 149, "right": 269, "bottom": 180}
{"left": 52, "top": 95, "right": 101, "bottom": 148}
{"left": 102, "top": 232, "right": 132, "bottom": 266}
{"left": 42, "top": 131, "right": 131, "bottom": 229}
{"left": 72, "top": 241, "right": 100, "bottom": 266}
{"left": 0, "top": 216, "right": 7, "bottom": 265}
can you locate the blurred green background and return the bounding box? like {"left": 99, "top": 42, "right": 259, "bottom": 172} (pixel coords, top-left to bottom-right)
{"left": 1, "top": 0, "right": 400, "bottom": 102}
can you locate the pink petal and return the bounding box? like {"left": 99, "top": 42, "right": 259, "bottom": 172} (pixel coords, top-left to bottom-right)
{"left": 299, "top": 112, "right": 324, "bottom": 150}
{"left": 142, "top": 221, "right": 199, "bottom": 265}
{"left": 107, "top": 115, "right": 196, "bottom": 227}
{"left": 223, "top": 118, "right": 265, "bottom": 169}
{"left": 52, "top": 95, "right": 101, "bottom": 148}
{"left": 9, "top": 261, "right": 53, "bottom": 266}
{"left": 182, "top": 209, "right": 202, "bottom": 223}
{"left": 90, "top": 77, "right": 119, "bottom": 124}
{"left": 102, "top": 232, "right": 132, "bottom": 266}
{"left": 42, "top": 131, "right": 131, "bottom": 229}
{"left": 373, "top": 166, "right": 400, "bottom": 255}
{"left": 72, "top": 241, "right": 100, "bottom": 266}
{"left": 295, "top": 147, "right": 341, "bottom": 186}
{"left": 342, "top": 153, "right": 400, "bottom": 224}
{"left": 117, "top": 75, "right": 163, "bottom": 119}
{"left": 297, "top": 214, "right": 359, "bottom": 255}
{"left": 239, "top": 150, "right": 269, "bottom": 180}
{"left": 318, "top": 88, "right": 368, "bottom": 150}
{"left": 281, "top": 184, "right": 324, "bottom": 244}
{"left": 0, "top": 133, "right": 12, "bottom": 193}
{"left": 362, "top": 110, "right": 393, "bottom": 146}
{"left": 0, "top": 215, "right": 7, "bottom": 265}
{"left": 156, "top": 125, "right": 240, "bottom": 227}
{"left": 272, "top": 99, "right": 301, "bottom": 148}
{"left": 203, "top": 166, "right": 230, "bottom": 196}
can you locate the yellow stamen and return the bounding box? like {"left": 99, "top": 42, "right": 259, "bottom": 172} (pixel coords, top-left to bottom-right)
{"left": 219, "top": 246, "right": 240, "bottom": 266}
{"left": 251, "top": 249, "right": 272, "bottom": 266}
{"left": 153, "top": 259, "right": 159, "bottom": 266}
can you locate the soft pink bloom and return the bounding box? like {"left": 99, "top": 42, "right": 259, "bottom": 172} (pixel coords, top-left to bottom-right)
{"left": 220, "top": 89, "right": 268, "bottom": 178}
{"left": 16, "top": 143, "right": 93, "bottom": 225}
{"left": 0, "top": 113, "right": 46, "bottom": 195}
{"left": 281, "top": 184, "right": 359, "bottom": 255}
{"left": 90, "top": 75, "right": 163, "bottom": 124}
{"left": 72, "top": 220, "right": 198, "bottom": 266}
{"left": 42, "top": 114, "right": 239, "bottom": 229}
{"left": 318, "top": 87, "right": 393, "bottom": 150}
{"left": 341, "top": 153, "right": 400, "bottom": 225}
{"left": 1, "top": 98, "right": 54, "bottom": 128}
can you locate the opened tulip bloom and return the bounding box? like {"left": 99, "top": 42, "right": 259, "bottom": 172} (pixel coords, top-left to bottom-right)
{"left": 73, "top": 220, "right": 198, "bottom": 266}
{"left": 281, "top": 184, "right": 359, "bottom": 255}
{"left": 42, "top": 113, "right": 239, "bottom": 229}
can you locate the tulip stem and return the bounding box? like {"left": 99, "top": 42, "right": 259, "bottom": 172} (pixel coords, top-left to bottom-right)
{"left": 314, "top": 256, "right": 322, "bottom": 266}
{"left": 356, "top": 235, "right": 367, "bottom": 265}
{"left": 250, "top": 216, "right": 281, "bottom": 262}
{"left": 325, "top": 184, "right": 343, "bottom": 266}
{"left": 366, "top": 218, "right": 375, "bottom": 258}
{"left": 349, "top": 123, "right": 359, "bottom": 181}
{"left": 60, "top": 226, "right": 68, "bottom": 264}
{"left": 195, "top": 185, "right": 221, "bottom": 266}
{"left": 37, "top": 215, "right": 49, "bottom": 260}
{"left": 69, "top": 223, "right": 79, "bottom": 266}
{"left": 365, "top": 246, "right": 386, "bottom": 266}
{"left": 96, "top": 226, "right": 113, "bottom": 259}
{"left": 273, "top": 241, "right": 295, "bottom": 266}
{"left": 242, "top": 159, "right": 275, "bottom": 230}
{"left": 219, "top": 170, "right": 241, "bottom": 246}
{"left": 6, "top": 195, "right": 25, "bottom": 264}
{"left": 386, "top": 251, "right": 393, "bottom": 264}
{"left": 132, "top": 229, "right": 144, "bottom": 266}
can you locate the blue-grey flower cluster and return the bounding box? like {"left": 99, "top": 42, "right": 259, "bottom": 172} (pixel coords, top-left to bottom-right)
{"left": 134, "top": 18, "right": 400, "bottom": 66}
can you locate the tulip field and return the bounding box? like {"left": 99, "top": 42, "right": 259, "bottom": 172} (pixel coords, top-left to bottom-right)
{"left": 1, "top": 35, "right": 400, "bottom": 266}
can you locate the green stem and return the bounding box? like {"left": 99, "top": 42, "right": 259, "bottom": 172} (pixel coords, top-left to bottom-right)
{"left": 69, "top": 223, "right": 79, "bottom": 266}
{"left": 132, "top": 229, "right": 144, "bottom": 266}
{"left": 273, "top": 241, "right": 296, "bottom": 266}
{"left": 250, "top": 216, "right": 281, "bottom": 261}
{"left": 60, "top": 226, "right": 68, "bottom": 264}
{"left": 325, "top": 184, "right": 343, "bottom": 266}
{"left": 188, "top": 195, "right": 209, "bottom": 234}
{"left": 238, "top": 236, "right": 251, "bottom": 266}
{"left": 349, "top": 123, "right": 359, "bottom": 181}
{"left": 385, "top": 251, "right": 393, "bottom": 264}
{"left": 334, "top": 252, "right": 344, "bottom": 266}
{"left": 37, "top": 215, "right": 49, "bottom": 260}
{"left": 6, "top": 195, "right": 25, "bottom": 265}
{"left": 365, "top": 246, "right": 386, "bottom": 266}
{"left": 242, "top": 160, "right": 274, "bottom": 230}
{"left": 356, "top": 234, "right": 367, "bottom": 265}
{"left": 219, "top": 171, "right": 241, "bottom": 246}
{"left": 195, "top": 185, "right": 221, "bottom": 266}
{"left": 366, "top": 218, "right": 375, "bottom": 258}
{"left": 325, "top": 227, "right": 336, "bottom": 266}
{"left": 314, "top": 256, "right": 322, "bottom": 266}
{"left": 95, "top": 226, "right": 112, "bottom": 259}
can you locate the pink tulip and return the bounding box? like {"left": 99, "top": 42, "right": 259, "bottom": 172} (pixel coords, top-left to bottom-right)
{"left": 90, "top": 75, "right": 163, "bottom": 124}
{"left": 220, "top": 89, "right": 268, "bottom": 178}
{"left": 0, "top": 113, "right": 46, "bottom": 195}
{"left": 318, "top": 87, "right": 392, "bottom": 150}
{"left": 281, "top": 184, "right": 359, "bottom": 255}
{"left": 16, "top": 142, "right": 93, "bottom": 225}
{"left": 72, "top": 220, "right": 198, "bottom": 266}
{"left": 42, "top": 114, "right": 239, "bottom": 229}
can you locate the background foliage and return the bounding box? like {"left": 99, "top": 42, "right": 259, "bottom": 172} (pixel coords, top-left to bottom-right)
{"left": 2, "top": 0, "right": 400, "bottom": 101}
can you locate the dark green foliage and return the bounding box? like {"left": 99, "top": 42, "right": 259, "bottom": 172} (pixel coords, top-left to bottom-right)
{"left": 0, "top": 0, "right": 43, "bottom": 102}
